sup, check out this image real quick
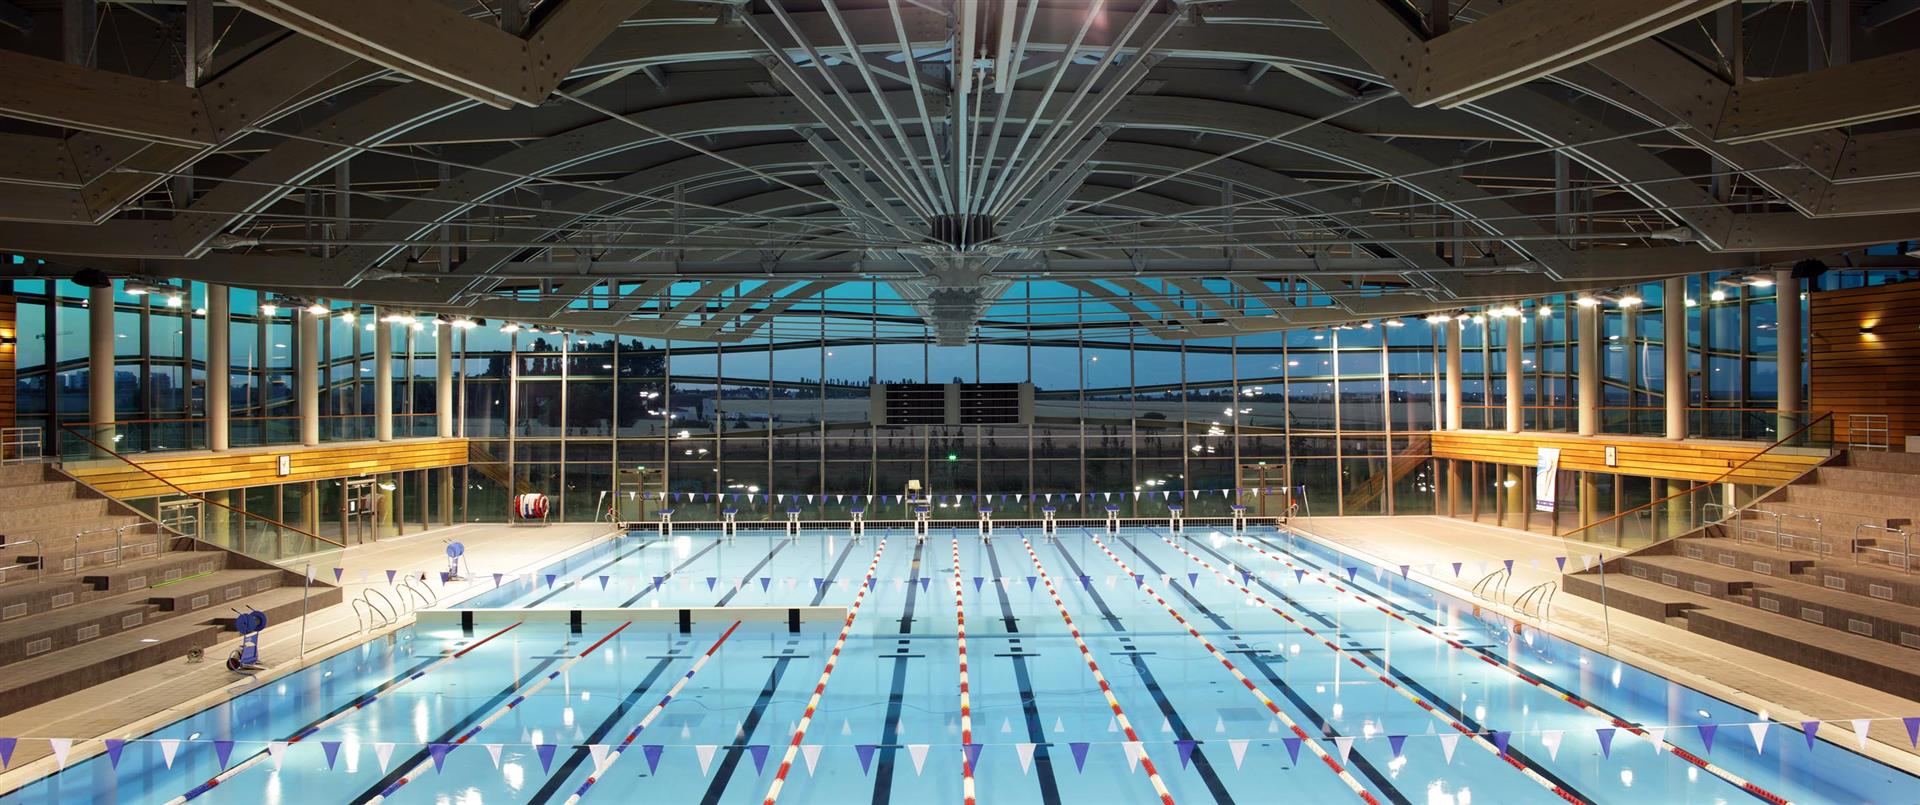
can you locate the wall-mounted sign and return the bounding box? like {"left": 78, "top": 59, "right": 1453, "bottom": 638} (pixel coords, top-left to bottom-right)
{"left": 277, "top": 455, "right": 292, "bottom": 477}
{"left": 1603, "top": 445, "right": 1618, "bottom": 468}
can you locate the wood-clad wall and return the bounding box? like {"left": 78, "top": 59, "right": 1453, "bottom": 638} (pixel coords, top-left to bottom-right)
{"left": 1811, "top": 280, "right": 1920, "bottom": 448}
{"left": 1430, "top": 430, "right": 1825, "bottom": 486}
{"left": 0, "top": 294, "right": 14, "bottom": 429}
{"left": 67, "top": 438, "right": 468, "bottom": 499}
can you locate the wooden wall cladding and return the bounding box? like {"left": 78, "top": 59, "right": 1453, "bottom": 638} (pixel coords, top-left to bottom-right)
{"left": 0, "top": 294, "right": 14, "bottom": 430}
{"left": 1429, "top": 430, "right": 1825, "bottom": 485}
{"left": 67, "top": 438, "right": 468, "bottom": 499}
{"left": 1811, "top": 280, "right": 1920, "bottom": 448}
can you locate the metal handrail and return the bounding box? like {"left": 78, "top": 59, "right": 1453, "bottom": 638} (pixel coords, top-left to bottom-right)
{"left": 0, "top": 539, "right": 44, "bottom": 583}
{"left": 0, "top": 426, "right": 43, "bottom": 465}
{"left": 68, "top": 524, "right": 161, "bottom": 574}
{"left": 1741, "top": 509, "right": 1828, "bottom": 555}
{"left": 1852, "top": 524, "right": 1913, "bottom": 571}
{"left": 362, "top": 589, "right": 397, "bottom": 624}
{"left": 396, "top": 575, "right": 436, "bottom": 610}
{"left": 1471, "top": 567, "right": 1511, "bottom": 602}
{"left": 1514, "top": 581, "right": 1557, "bottom": 621}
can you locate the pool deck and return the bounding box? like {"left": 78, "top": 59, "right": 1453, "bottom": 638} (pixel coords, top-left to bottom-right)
{"left": 0, "top": 521, "right": 616, "bottom": 787}
{"left": 1293, "top": 514, "right": 1920, "bottom": 776}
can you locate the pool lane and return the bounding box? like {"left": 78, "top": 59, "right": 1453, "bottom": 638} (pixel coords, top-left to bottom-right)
{"left": 980, "top": 538, "right": 1064, "bottom": 804}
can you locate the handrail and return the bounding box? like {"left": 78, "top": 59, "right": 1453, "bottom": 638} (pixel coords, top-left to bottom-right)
{"left": 1853, "top": 524, "right": 1913, "bottom": 571}
{"left": 363, "top": 589, "right": 397, "bottom": 624}
{"left": 1514, "top": 581, "right": 1557, "bottom": 621}
{"left": 56, "top": 423, "right": 345, "bottom": 549}
{"left": 1560, "top": 411, "right": 1834, "bottom": 542}
{"left": 1471, "top": 567, "right": 1511, "bottom": 602}
{"left": 396, "top": 575, "right": 435, "bottom": 610}
{"left": 0, "top": 539, "right": 44, "bottom": 582}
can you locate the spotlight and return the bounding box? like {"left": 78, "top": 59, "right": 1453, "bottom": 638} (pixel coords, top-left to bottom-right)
{"left": 339, "top": 311, "right": 357, "bottom": 324}
{"left": 1383, "top": 318, "right": 1405, "bottom": 327}
{"left": 72, "top": 268, "right": 112, "bottom": 289}
{"left": 259, "top": 301, "right": 280, "bottom": 316}
{"left": 500, "top": 322, "right": 522, "bottom": 333}
{"left": 1425, "top": 313, "right": 1451, "bottom": 324}
{"left": 1709, "top": 289, "right": 1727, "bottom": 302}
{"left": 1616, "top": 294, "right": 1643, "bottom": 307}
{"left": 1745, "top": 276, "right": 1773, "bottom": 288}
{"left": 305, "top": 301, "right": 329, "bottom": 316}
{"left": 378, "top": 311, "right": 416, "bottom": 324}
{"left": 1536, "top": 306, "right": 1552, "bottom": 317}
{"left": 1575, "top": 296, "right": 1599, "bottom": 307}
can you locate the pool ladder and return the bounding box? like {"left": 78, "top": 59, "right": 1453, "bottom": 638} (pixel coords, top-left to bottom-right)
{"left": 1470, "top": 566, "right": 1512, "bottom": 602}
{"left": 352, "top": 574, "right": 440, "bottom": 633}
{"left": 1513, "top": 581, "right": 1557, "bottom": 621}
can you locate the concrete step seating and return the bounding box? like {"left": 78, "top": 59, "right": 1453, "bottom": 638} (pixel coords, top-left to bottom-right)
{"left": 1615, "top": 553, "right": 1920, "bottom": 651}
{"left": 1675, "top": 537, "right": 1920, "bottom": 607}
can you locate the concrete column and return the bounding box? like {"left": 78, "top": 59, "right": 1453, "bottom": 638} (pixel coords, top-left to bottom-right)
{"left": 1578, "top": 471, "right": 1599, "bottom": 529}
{"left": 1776, "top": 268, "right": 1803, "bottom": 433}
{"left": 438, "top": 467, "right": 455, "bottom": 524}
{"left": 206, "top": 284, "right": 230, "bottom": 451}
{"left": 206, "top": 490, "right": 231, "bottom": 547}
{"left": 1444, "top": 321, "right": 1462, "bottom": 430}
{"left": 298, "top": 308, "right": 319, "bottom": 446}
{"left": 1578, "top": 302, "right": 1601, "bottom": 436}
{"left": 1665, "top": 277, "right": 1688, "bottom": 440}
{"left": 88, "top": 285, "right": 115, "bottom": 453}
{"left": 374, "top": 308, "right": 393, "bottom": 442}
{"left": 435, "top": 323, "right": 454, "bottom": 438}
{"left": 1505, "top": 315, "right": 1523, "bottom": 433}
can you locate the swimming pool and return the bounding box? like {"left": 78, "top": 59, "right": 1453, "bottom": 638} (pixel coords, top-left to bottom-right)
{"left": 5, "top": 526, "right": 1914, "bottom": 804}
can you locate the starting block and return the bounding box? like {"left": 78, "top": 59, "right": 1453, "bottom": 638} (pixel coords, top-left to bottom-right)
{"left": 657, "top": 508, "right": 675, "bottom": 537}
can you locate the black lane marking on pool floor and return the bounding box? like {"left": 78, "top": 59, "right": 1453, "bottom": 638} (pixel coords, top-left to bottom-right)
{"left": 527, "top": 651, "right": 684, "bottom": 804}
{"left": 616, "top": 539, "right": 723, "bottom": 607}
{"left": 984, "top": 538, "right": 1064, "bottom": 805}
{"left": 694, "top": 533, "right": 863, "bottom": 804}
{"left": 1117, "top": 534, "right": 1413, "bottom": 805}
{"left": 521, "top": 537, "right": 660, "bottom": 608}
{"left": 1046, "top": 536, "right": 1237, "bottom": 805}
{"left": 868, "top": 539, "right": 927, "bottom": 805}
{"left": 1182, "top": 533, "right": 1588, "bottom": 804}
{"left": 349, "top": 653, "right": 569, "bottom": 804}
{"left": 713, "top": 537, "right": 792, "bottom": 606}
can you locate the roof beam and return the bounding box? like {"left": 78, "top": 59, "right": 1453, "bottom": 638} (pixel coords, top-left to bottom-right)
{"left": 0, "top": 49, "right": 214, "bottom": 146}
{"left": 229, "top": 0, "right": 654, "bottom": 108}
{"left": 1715, "top": 50, "right": 1920, "bottom": 143}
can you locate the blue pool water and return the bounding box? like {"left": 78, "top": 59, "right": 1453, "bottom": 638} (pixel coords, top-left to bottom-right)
{"left": 5, "top": 526, "right": 1915, "bottom": 804}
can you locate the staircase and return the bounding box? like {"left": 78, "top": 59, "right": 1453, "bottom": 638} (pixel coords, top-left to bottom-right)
{"left": 1343, "top": 434, "right": 1431, "bottom": 512}
{"left": 1563, "top": 450, "right": 1920, "bottom": 698}
{"left": 0, "top": 463, "right": 341, "bottom": 714}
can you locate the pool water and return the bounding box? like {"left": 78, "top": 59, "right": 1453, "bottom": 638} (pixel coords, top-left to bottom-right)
{"left": 5, "top": 526, "right": 1915, "bottom": 804}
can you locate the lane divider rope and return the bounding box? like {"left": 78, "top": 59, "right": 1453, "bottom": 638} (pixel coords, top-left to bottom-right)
{"left": 1018, "top": 533, "right": 1177, "bottom": 805}
{"left": 951, "top": 538, "right": 977, "bottom": 805}
{"left": 760, "top": 537, "right": 891, "bottom": 805}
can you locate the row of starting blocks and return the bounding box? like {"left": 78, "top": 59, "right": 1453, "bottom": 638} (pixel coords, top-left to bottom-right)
{"left": 648, "top": 503, "right": 1255, "bottom": 541}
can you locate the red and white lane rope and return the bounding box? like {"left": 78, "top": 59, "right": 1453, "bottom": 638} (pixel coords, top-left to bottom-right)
{"left": 761, "top": 538, "right": 890, "bottom": 805}
{"left": 171, "top": 621, "right": 525, "bottom": 804}
{"left": 951, "top": 539, "right": 978, "bottom": 805}
{"left": 561, "top": 620, "right": 746, "bottom": 804}
{"left": 1224, "top": 532, "right": 1792, "bottom": 805}
{"left": 1018, "top": 535, "right": 1177, "bottom": 805}
{"left": 1155, "top": 534, "right": 1589, "bottom": 805}
{"left": 1081, "top": 532, "right": 1381, "bottom": 804}
{"left": 364, "top": 621, "right": 634, "bottom": 803}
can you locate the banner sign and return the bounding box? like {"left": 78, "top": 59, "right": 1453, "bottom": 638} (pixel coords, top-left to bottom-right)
{"left": 1535, "top": 447, "right": 1560, "bottom": 512}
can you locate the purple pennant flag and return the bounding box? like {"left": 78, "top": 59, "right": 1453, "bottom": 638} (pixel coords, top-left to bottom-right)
{"left": 652, "top": 575, "right": 666, "bottom": 590}
{"left": 492, "top": 572, "right": 503, "bottom": 587}
{"left": 748, "top": 745, "right": 769, "bottom": 773}
{"left": 1451, "top": 562, "right": 1463, "bottom": 577}
{"left": 1555, "top": 556, "right": 1568, "bottom": 572}
{"left": 1596, "top": 728, "right": 1616, "bottom": 758}
{"left": 974, "top": 576, "right": 985, "bottom": 592}
{"left": 322, "top": 741, "right": 342, "bottom": 769}
{"left": 0, "top": 738, "right": 15, "bottom": 769}
{"left": 706, "top": 577, "right": 718, "bottom": 590}
{"left": 536, "top": 744, "right": 557, "bottom": 772}
{"left": 1187, "top": 573, "right": 1199, "bottom": 587}
{"left": 429, "top": 743, "right": 454, "bottom": 772}
{"left": 1079, "top": 575, "right": 1091, "bottom": 587}
{"left": 1175, "top": 739, "right": 1196, "bottom": 768}
{"left": 440, "top": 572, "right": 452, "bottom": 585}
{"left": 643, "top": 744, "right": 664, "bottom": 773}
{"left": 1294, "top": 569, "right": 1306, "bottom": 583}
{"left": 1802, "top": 722, "right": 1821, "bottom": 750}
{"left": 1698, "top": 724, "right": 1719, "bottom": 753}
{"left": 918, "top": 577, "right": 931, "bottom": 592}
{"left": 813, "top": 577, "right": 825, "bottom": 589}
{"left": 759, "top": 577, "right": 771, "bottom": 592}
{"left": 965, "top": 742, "right": 984, "bottom": 770}
{"left": 1240, "top": 570, "right": 1253, "bottom": 585}
{"left": 104, "top": 739, "right": 126, "bottom": 768}
{"left": 386, "top": 570, "right": 398, "bottom": 583}
{"left": 544, "top": 574, "right": 556, "bottom": 589}
{"left": 1345, "top": 567, "right": 1359, "bottom": 583}
{"left": 333, "top": 567, "right": 345, "bottom": 583}
{"left": 1025, "top": 576, "right": 1037, "bottom": 590}
{"left": 855, "top": 745, "right": 877, "bottom": 775}
{"left": 1399, "top": 565, "right": 1410, "bottom": 578}
{"left": 1069, "top": 742, "right": 1091, "bottom": 772}
{"left": 1282, "top": 737, "right": 1302, "bottom": 764}
{"left": 1133, "top": 574, "right": 1144, "bottom": 587}
{"left": 1388, "top": 735, "right": 1407, "bottom": 758}
{"left": 1492, "top": 731, "right": 1512, "bottom": 757}
{"left": 1503, "top": 559, "right": 1515, "bottom": 573}
{"left": 598, "top": 575, "right": 610, "bottom": 590}
{"left": 1905, "top": 717, "right": 1920, "bottom": 747}
{"left": 214, "top": 740, "right": 236, "bottom": 769}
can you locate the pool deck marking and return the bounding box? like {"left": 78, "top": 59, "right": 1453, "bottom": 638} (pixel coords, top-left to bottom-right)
{"left": 527, "top": 653, "right": 681, "bottom": 803}
{"left": 354, "top": 651, "right": 573, "bottom": 804}
{"left": 713, "top": 537, "right": 793, "bottom": 606}
{"left": 360, "top": 620, "right": 636, "bottom": 804}
{"left": 983, "top": 538, "right": 1065, "bottom": 805}
{"left": 615, "top": 538, "right": 723, "bottom": 607}
{"left": 167, "top": 620, "right": 526, "bottom": 804}
{"left": 521, "top": 538, "right": 658, "bottom": 607}
{"left": 868, "top": 539, "right": 927, "bottom": 805}
{"left": 1046, "top": 536, "right": 1237, "bottom": 805}
{"left": 760, "top": 537, "right": 891, "bottom": 805}
{"left": 1080, "top": 530, "right": 1380, "bottom": 805}
{"left": 1161, "top": 533, "right": 1591, "bottom": 805}
{"left": 1233, "top": 530, "right": 1796, "bottom": 805}
{"left": 557, "top": 621, "right": 746, "bottom": 804}
{"left": 952, "top": 539, "right": 978, "bottom": 805}
{"left": 1017, "top": 532, "right": 1177, "bottom": 805}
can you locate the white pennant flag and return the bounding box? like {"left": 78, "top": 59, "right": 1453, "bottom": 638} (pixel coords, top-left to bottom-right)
{"left": 1749, "top": 722, "right": 1769, "bottom": 753}
{"left": 802, "top": 744, "right": 823, "bottom": 775}
{"left": 1160, "top": 717, "right": 1173, "bottom": 733}
{"left": 267, "top": 741, "right": 288, "bottom": 770}
{"left": 1107, "top": 716, "right": 1119, "bottom": 733}
{"left": 49, "top": 739, "right": 71, "bottom": 768}
{"left": 344, "top": 742, "right": 361, "bottom": 773}
{"left": 841, "top": 720, "right": 852, "bottom": 736}
{"left": 1214, "top": 716, "right": 1225, "bottom": 734}
{"left": 485, "top": 744, "right": 504, "bottom": 768}
{"left": 1333, "top": 736, "right": 1354, "bottom": 763}
{"left": 1439, "top": 734, "right": 1459, "bottom": 764}
{"left": 1124, "top": 741, "right": 1143, "bottom": 772}
{"left": 1228, "top": 739, "right": 1249, "bottom": 769}
{"left": 697, "top": 745, "right": 719, "bottom": 774}
{"left": 1053, "top": 718, "right": 1065, "bottom": 734}
{"left": 1541, "top": 730, "right": 1563, "bottom": 761}
{"left": 908, "top": 744, "right": 929, "bottom": 774}
{"left": 1016, "top": 743, "right": 1036, "bottom": 773}
{"left": 1648, "top": 727, "right": 1667, "bottom": 753}
{"left": 1000, "top": 718, "right": 1013, "bottom": 734}
{"left": 589, "top": 745, "right": 613, "bottom": 773}
{"left": 1852, "top": 719, "right": 1872, "bottom": 751}
{"left": 159, "top": 739, "right": 180, "bottom": 768}
{"left": 374, "top": 743, "right": 396, "bottom": 772}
